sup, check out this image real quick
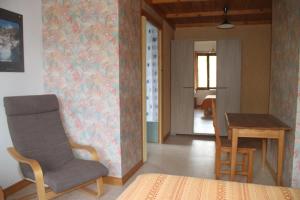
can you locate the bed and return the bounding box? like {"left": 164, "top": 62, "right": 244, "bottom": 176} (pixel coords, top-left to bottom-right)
{"left": 200, "top": 95, "right": 216, "bottom": 117}
{"left": 117, "top": 174, "right": 300, "bottom": 200}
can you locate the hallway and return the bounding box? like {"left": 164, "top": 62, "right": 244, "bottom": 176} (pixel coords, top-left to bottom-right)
{"left": 194, "top": 109, "right": 214, "bottom": 135}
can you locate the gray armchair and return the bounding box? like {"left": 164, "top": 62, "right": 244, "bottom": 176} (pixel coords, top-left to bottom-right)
{"left": 4, "top": 94, "right": 108, "bottom": 200}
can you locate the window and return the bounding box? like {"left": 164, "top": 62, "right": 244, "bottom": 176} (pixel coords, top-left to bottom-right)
{"left": 195, "top": 53, "right": 217, "bottom": 89}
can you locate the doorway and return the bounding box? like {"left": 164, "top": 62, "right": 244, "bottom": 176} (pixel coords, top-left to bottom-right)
{"left": 193, "top": 41, "right": 216, "bottom": 135}
{"left": 171, "top": 40, "right": 241, "bottom": 136}
{"left": 141, "top": 16, "right": 163, "bottom": 162}
{"left": 146, "top": 21, "right": 159, "bottom": 143}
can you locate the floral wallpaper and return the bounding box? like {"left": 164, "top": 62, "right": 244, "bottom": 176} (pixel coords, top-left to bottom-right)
{"left": 42, "top": 0, "right": 122, "bottom": 177}
{"left": 118, "top": 0, "right": 142, "bottom": 175}
{"left": 291, "top": 0, "right": 300, "bottom": 187}
{"left": 269, "top": 0, "right": 300, "bottom": 187}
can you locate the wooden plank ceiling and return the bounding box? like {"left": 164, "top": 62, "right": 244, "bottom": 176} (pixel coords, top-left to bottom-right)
{"left": 146, "top": 0, "right": 272, "bottom": 28}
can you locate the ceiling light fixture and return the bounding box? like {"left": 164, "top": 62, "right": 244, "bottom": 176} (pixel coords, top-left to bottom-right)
{"left": 217, "top": 7, "right": 235, "bottom": 29}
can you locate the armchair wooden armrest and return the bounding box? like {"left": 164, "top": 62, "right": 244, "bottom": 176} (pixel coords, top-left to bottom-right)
{"left": 69, "top": 141, "right": 99, "bottom": 161}
{"left": 7, "top": 147, "right": 44, "bottom": 179}
{"left": 7, "top": 147, "right": 47, "bottom": 200}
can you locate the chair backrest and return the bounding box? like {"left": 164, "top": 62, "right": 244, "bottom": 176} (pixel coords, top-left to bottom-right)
{"left": 211, "top": 99, "right": 221, "bottom": 147}
{"left": 4, "top": 95, "right": 74, "bottom": 172}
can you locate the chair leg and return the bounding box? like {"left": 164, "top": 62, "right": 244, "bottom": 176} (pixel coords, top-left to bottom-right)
{"left": 242, "top": 154, "right": 248, "bottom": 173}
{"left": 215, "top": 149, "right": 221, "bottom": 179}
{"left": 247, "top": 151, "right": 254, "bottom": 183}
{"left": 262, "top": 139, "right": 267, "bottom": 168}
{"left": 227, "top": 152, "right": 231, "bottom": 160}
{"left": 96, "top": 177, "right": 104, "bottom": 197}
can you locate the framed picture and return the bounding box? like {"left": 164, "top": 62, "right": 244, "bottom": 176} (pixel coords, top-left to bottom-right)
{"left": 0, "top": 8, "right": 24, "bottom": 72}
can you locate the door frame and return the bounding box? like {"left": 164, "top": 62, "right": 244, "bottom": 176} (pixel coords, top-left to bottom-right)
{"left": 141, "top": 12, "right": 163, "bottom": 162}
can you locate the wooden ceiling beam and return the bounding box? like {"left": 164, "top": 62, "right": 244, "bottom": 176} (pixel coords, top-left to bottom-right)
{"left": 166, "top": 8, "right": 272, "bottom": 18}
{"left": 141, "top": 9, "right": 163, "bottom": 29}
{"left": 175, "top": 20, "right": 272, "bottom": 28}
{"left": 144, "top": 0, "right": 175, "bottom": 29}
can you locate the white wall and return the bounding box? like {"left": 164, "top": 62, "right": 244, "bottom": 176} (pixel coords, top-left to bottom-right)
{"left": 194, "top": 41, "right": 216, "bottom": 52}
{"left": 0, "top": 0, "right": 44, "bottom": 188}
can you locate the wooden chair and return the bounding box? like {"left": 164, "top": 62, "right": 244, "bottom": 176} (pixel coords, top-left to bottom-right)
{"left": 4, "top": 95, "right": 108, "bottom": 200}
{"left": 212, "top": 99, "right": 256, "bottom": 182}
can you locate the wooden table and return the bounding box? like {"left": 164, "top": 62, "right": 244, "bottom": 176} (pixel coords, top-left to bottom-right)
{"left": 225, "top": 113, "right": 290, "bottom": 186}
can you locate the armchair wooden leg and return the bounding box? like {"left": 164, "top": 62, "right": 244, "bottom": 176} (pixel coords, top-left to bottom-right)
{"left": 96, "top": 177, "right": 104, "bottom": 197}
{"left": 36, "top": 180, "right": 47, "bottom": 200}
{"left": 247, "top": 151, "right": 254, "bottom": 183}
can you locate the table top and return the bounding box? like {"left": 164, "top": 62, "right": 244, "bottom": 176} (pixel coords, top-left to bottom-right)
{"left": 225, "top": 113, "right": 290, "bottom": 130}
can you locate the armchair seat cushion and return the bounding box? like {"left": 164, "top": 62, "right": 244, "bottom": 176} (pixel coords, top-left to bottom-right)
{"left": 45, "top": 159, "right": 108, "bottom": 193}
{"left": 24, "top": 159, "right": 108, "bottom": 193}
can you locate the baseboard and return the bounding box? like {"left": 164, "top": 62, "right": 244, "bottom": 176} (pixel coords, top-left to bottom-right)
{"left": 104, "top": 160, "right": 143, "bottom": 185}
{"left": 97, "top": 160, "right": 144, "bottom": 185}
{"left": 122, "top": 160, "right": 143, "bottom": 184}
{"left": 3, "top": 179, "right": 31, "bottom": 197}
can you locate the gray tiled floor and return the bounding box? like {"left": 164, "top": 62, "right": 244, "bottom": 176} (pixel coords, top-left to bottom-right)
{"left": 8, "top": 135, "right": 275, "bottom": 200}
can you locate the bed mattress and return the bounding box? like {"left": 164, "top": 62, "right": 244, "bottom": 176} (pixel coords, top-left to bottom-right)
{"left": 117, "top": 173, "right": 300, "bottom": 200}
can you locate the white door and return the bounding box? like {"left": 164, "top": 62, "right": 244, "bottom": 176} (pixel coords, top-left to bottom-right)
{"left": 171, "top": 40, "right": 194, "bottom": 135}
{"left": 216, "top": 40, "right": 241, "bottom": 136}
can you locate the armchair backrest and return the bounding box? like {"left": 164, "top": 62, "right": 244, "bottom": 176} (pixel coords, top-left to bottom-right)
{"left": 4, "top": 95, "right": 74, "bottom": 171}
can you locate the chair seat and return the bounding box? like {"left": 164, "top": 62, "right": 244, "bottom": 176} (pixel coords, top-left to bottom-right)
{"left": 24, "top": 159, "right": 108, "bottom": 193}
{"left": 221, "top": 138, "right": 256, "bottom": 151}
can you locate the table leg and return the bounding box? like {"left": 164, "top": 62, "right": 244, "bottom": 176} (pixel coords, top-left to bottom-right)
{"left": 230, "top": 129, "right": 238, "bottom": 181}
{"left": 228, "top": 129, "right": 232, "bottom": 140}
{"left": 247, "top": 151, "right": 254, "bottom": 183}
{"left": 262, "top": 139, "right": 267, "bottom": 168}
{"left": 277, "top": 131, "right": 285, "bottom": 185}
